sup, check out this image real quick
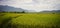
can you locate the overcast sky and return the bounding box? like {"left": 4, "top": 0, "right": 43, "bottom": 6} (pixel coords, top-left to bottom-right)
{"left": 0, "top": 0, "right": 60, "bottom": 12}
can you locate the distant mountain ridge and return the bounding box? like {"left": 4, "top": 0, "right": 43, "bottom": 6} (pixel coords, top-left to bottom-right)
{"left": 0, "top": 5, "right": 60, "bottom": 12}
{"left": 52, "top": 10, "right": 60, "bottom": 12}
{"left": 0, "top": 5, "right": 25, "bottom": 12}
{"left": 42, "top": 10, "right": 60, "bottom": 12}
{"left": 0, "top": 5, "right": 36, "bottom": 12}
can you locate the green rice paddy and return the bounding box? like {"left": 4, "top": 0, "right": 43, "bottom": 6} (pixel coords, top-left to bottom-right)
{"left": 0, "top": 13, "right": 60, "bottom": 28}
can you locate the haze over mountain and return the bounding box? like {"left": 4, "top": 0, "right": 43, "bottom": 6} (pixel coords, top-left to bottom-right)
{"left": 0, "top": 5, "right": 60, "bottom": 12}
{"left": 0, "top": 5, "right": 36, "bottom": 12}
{"left": 41, "top": 10, "right": 60, "bottom": 13}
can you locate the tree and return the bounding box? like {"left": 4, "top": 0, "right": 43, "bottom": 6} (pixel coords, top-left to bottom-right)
{"left": 52, "top": 13, "right": 55, "bottom": 14}
{"left": 22, "top": 11, "right": 25, "bottom": 13}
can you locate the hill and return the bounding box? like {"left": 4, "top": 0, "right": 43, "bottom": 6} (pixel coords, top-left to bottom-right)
{"left": 0, "top": 5, "right": 25, "bottom": 12}
{"left": 0, "top": 5, "right": 36, "bottom": 12}
{"left": 40, "top": 10, "right": 60, "bottom": 13}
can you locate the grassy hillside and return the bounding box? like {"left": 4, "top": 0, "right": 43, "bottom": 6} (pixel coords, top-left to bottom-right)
{"left": 0, "top": 13, "right": 60, "bottom": 28}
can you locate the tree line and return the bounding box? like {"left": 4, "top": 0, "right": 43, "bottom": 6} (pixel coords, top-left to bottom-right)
{"left": 0, "top": 11, "right": 25, "bottom": 13}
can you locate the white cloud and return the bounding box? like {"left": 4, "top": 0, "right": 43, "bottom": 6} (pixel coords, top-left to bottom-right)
{"left": 0, "top": 0, "right": 60, "bottom": 11}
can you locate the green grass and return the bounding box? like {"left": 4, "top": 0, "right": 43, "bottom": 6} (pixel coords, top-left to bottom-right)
{"left": 0, "top": 13, "right": 60, "bottom": 28}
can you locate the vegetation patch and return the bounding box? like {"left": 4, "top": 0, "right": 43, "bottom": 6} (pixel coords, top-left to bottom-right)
{"left": 0, "top": 13, "right": 60, "bottom": 28}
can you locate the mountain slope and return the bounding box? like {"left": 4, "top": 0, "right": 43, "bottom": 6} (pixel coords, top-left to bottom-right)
{"left": 41, "top": 10, "right": 60, "bottom": 13}
{"left": 0, "top": 5, "right": 36, "bottom": 12}
{"left": 0, "top": 5, "right": 25, "bottom": 12}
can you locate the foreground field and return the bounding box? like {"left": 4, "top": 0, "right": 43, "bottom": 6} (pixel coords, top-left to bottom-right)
{"left": 0, "top": 13, "right": 60, "bottom": 28}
